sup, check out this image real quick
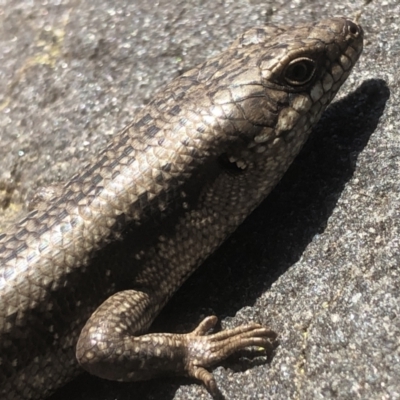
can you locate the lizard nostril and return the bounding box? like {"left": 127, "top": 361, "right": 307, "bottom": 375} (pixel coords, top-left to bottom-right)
{"left": 346, "top": 20, "right": 360, "bottom": 37}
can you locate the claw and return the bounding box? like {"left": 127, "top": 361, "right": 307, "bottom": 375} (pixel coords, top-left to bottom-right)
{"left": 183, "top": 316, "right": 278, "bottom": 398}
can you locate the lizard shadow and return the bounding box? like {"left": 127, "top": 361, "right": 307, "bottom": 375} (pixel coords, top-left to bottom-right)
{"left": 50, "top": 78, "right": 389, "bottom": 400}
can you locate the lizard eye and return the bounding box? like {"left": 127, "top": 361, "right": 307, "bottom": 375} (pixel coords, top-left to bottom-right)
{"left": 284, "top": 58, "right": 316, "bottom": 86}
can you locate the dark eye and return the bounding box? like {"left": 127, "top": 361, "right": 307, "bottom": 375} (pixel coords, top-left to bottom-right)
{"left": 284, "top": 58, "right": 316, "bottom": 86}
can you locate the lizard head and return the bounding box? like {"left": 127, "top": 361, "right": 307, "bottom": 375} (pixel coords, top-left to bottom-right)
{"left": 206, "top": 17, "right": 364, "bottom": 199}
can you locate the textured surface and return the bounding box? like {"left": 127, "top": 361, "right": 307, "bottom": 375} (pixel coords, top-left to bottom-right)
{"left": 0, "top": 15, "right": 363, "bottom": 400}
{"left": 1, "top": 2, "right": 399, "bottom": 400}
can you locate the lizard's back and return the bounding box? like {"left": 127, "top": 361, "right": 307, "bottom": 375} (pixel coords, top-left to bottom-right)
{"left": 0, "top": 17, "right": 363, "bottom": 399}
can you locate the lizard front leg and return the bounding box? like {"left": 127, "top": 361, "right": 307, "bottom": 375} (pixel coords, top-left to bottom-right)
{"left": 76, "top": 290, "right": 277, "bottom": 397}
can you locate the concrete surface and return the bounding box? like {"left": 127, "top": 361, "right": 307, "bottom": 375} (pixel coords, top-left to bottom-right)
{"left": 0, "top": 0, "right": 398, "bottom": 399}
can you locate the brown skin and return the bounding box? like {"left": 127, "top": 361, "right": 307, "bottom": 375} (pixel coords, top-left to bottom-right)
{"left": 0, "top": 17, "right": 363, "bottom": 400}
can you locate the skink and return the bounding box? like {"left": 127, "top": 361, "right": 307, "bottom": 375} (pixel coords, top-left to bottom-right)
{"left": 0, "top": 17, "right": 363, "bottom": 399}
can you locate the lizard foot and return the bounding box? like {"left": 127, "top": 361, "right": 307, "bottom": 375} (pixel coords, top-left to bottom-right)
{"left": 183, "top": 316, "right": 278, "bottom": 398}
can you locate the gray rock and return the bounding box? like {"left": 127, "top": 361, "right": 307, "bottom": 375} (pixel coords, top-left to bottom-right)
{"left": 0, "top": 0, "right": 398, "bottom": 399}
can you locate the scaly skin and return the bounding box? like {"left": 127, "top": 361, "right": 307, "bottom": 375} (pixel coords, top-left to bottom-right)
{"left": 0, "top": 17, "right": 363, "bottom": 399}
